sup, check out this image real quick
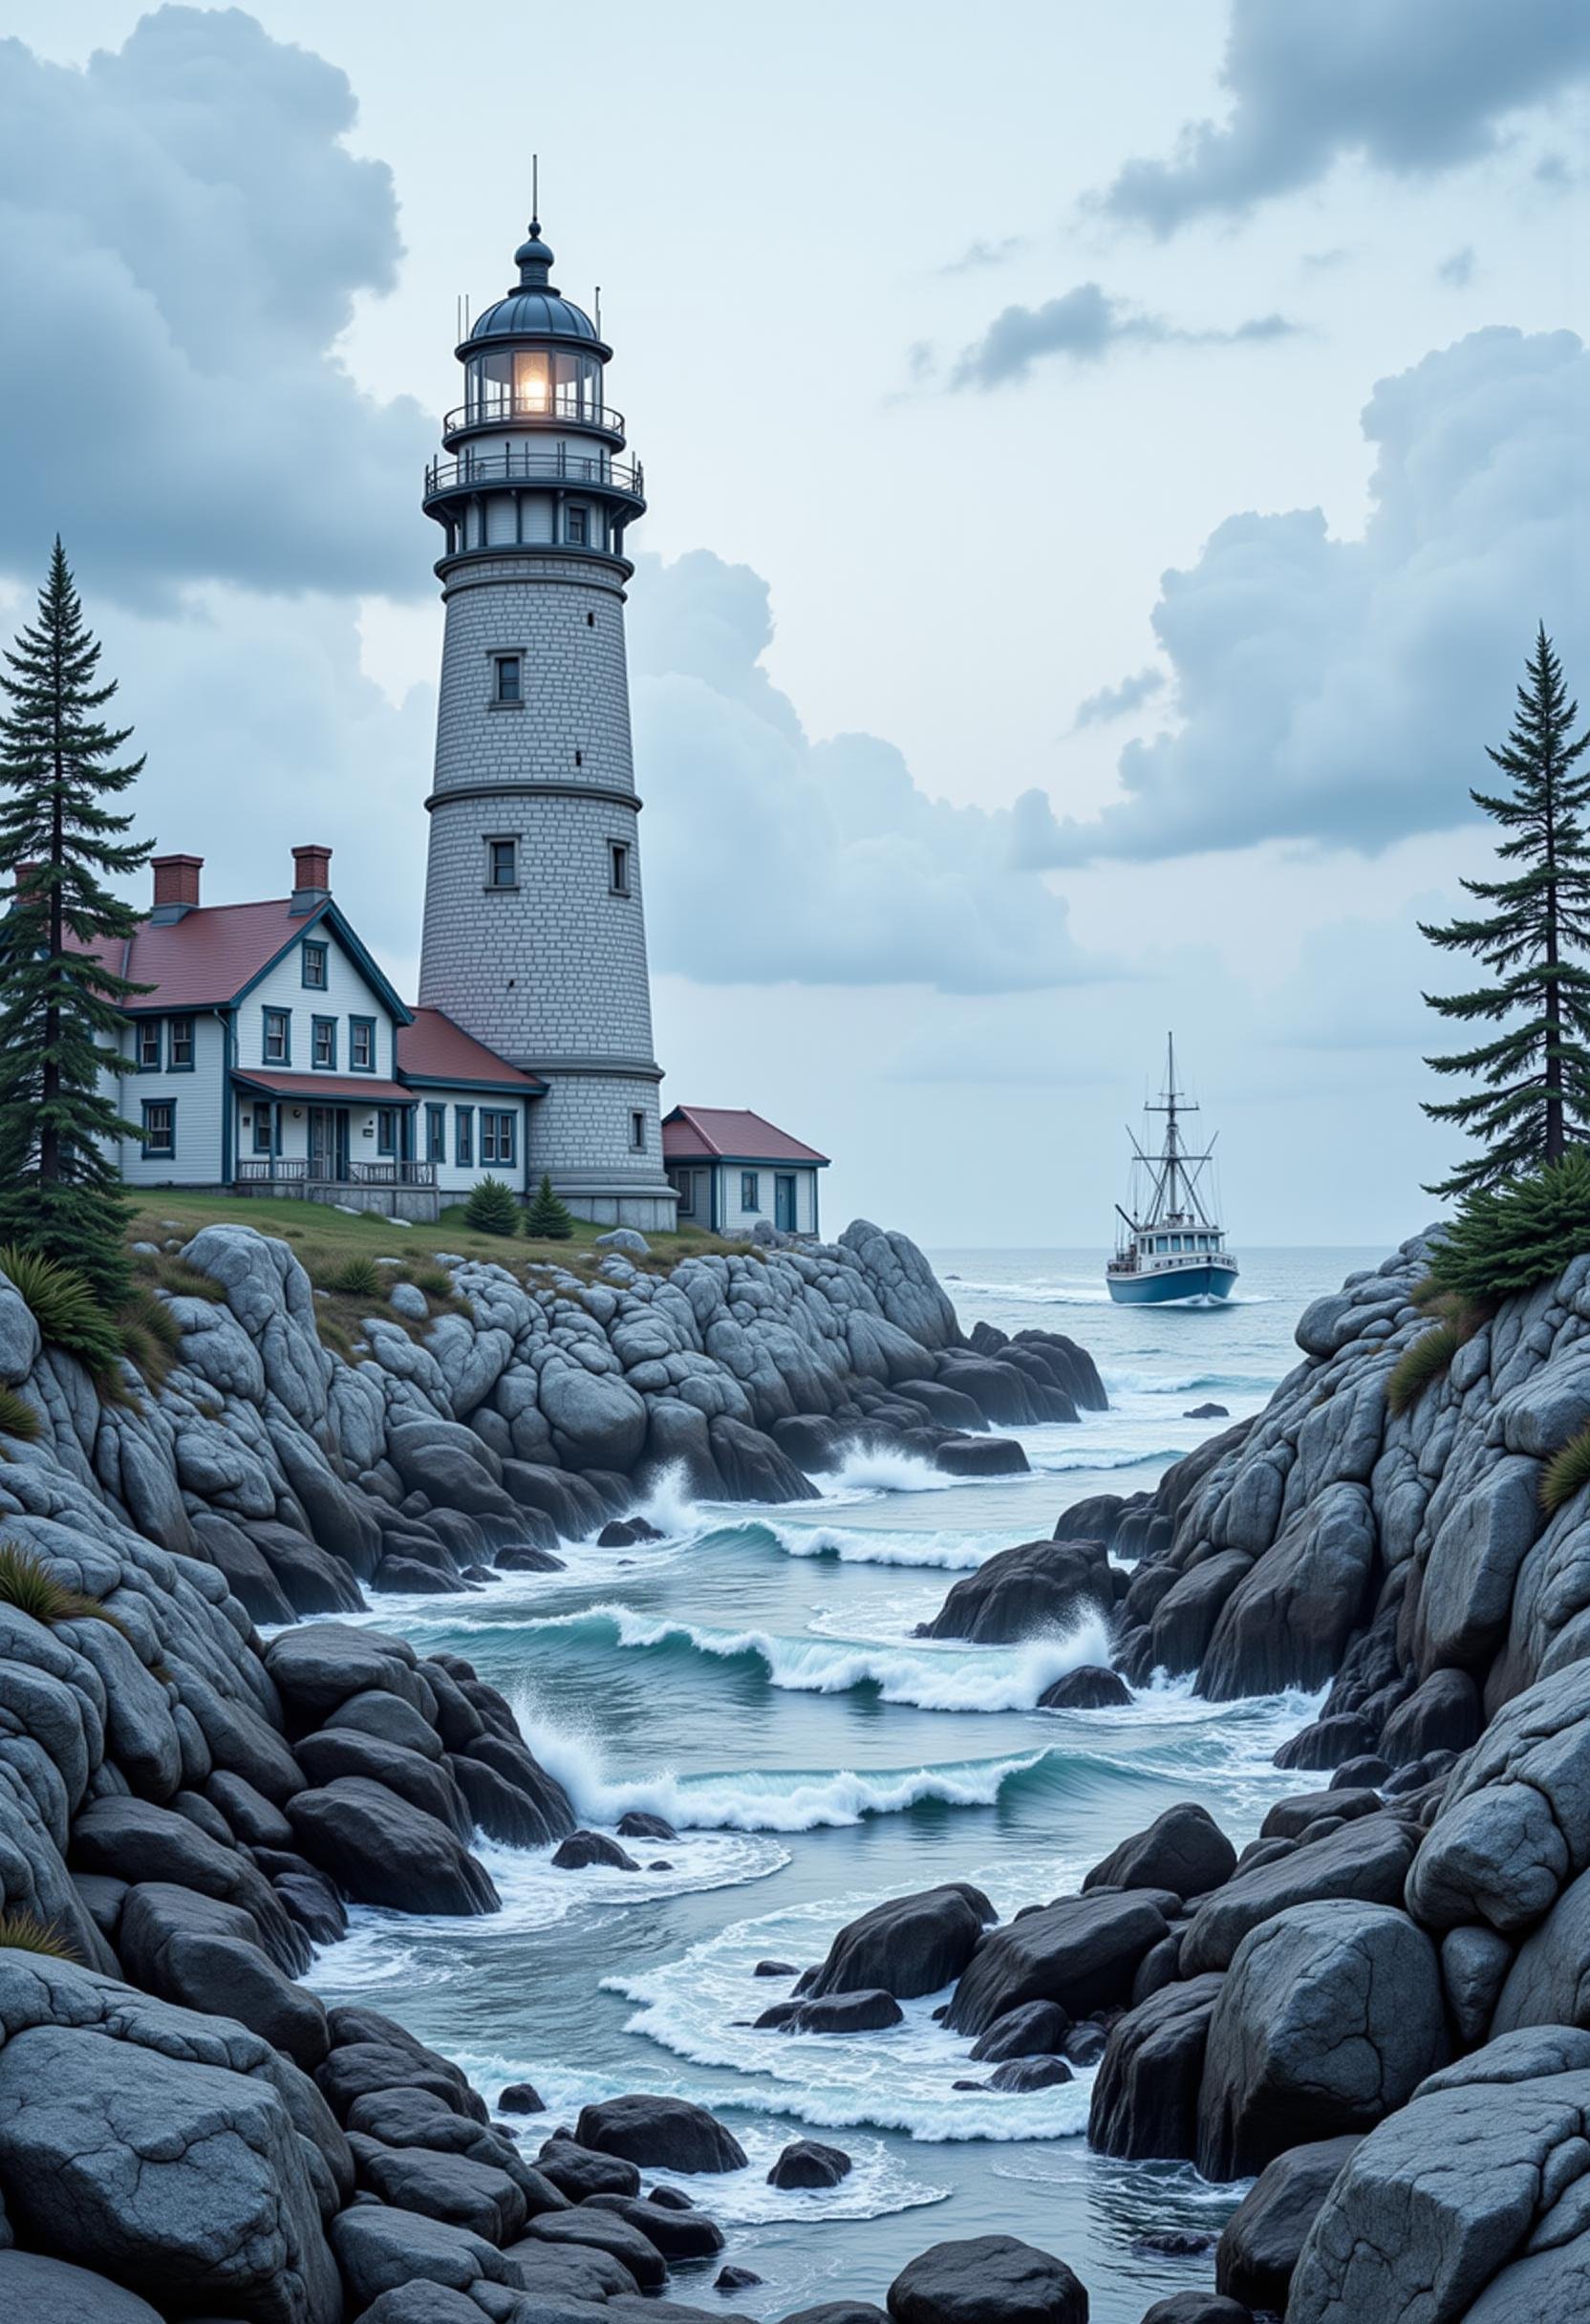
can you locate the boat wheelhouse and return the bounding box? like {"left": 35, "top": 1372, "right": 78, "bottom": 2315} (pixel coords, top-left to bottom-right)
{"left": 1107, "top": 1037, "right": 1239, "bottom": 1306}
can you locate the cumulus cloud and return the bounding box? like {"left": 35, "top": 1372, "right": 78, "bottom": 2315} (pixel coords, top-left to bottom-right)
{"left": 950, "top": 283, "right": 1296, "bottom": 389}
{"left": 0, "top": 8, "right": 430, "bottom": 601}
{"left": 1099, "top": 0, "right": 1590, "bottom": 235}
{"left": 938, "top": 234, "right": 1026, "bottom": 275}
{"left": 1072, "top": 668, "right": 1165, "bottom": 730}
{"left": 626, "top": 552, "right": 1097, "bottom": 994}
{"left": 1013, "top": 327, "right": 1589, "bottom": 865}
{"left": 1437, "top": 245, "right": 1476, "bottom": 288}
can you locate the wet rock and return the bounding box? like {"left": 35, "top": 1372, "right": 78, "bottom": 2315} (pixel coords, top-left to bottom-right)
{"left": 1088, "top": 1974, "right": 1224, "bottom": 2162}
{"left": 1197, "top": 1482, "right": 1377, "bottom": 1702}
{"left": 1147, "top": 1551, "right": 1255, "bottom": 1678}
{"left": 754, "top": 1959, "right": 797, "bottom": 1977}
{"left": 536, "top": 2139, "right": 643, "bottom": 2201}
{"left": 1178, "top": 1814, "right": 1417, "bottom": 1974}
{"left": 288, "top": 1776, "right": 499, "bottom": 1914}
{"left": 969, "top": 2000, "right": 1070, "bottom": 2063}
{"left": 758, "top": 1989, "right": 905, "bottom": 2035}
{"left": 781, "top": 2306, "right": 891, "bottom": 2324}
{"left": 1441, "top": 1924, "right": 1514, "bottom": 2045}
{"left": 521, "top": 2204, "right": 668, "bottom": 2291}
{"left": 1139, "top": 2295, "right": 1252, "bottom": 2324}
{"left": 767, "top": 2138, "right": 853, "bottom": 2188}
{"left": 1039, "top": 1666, "right": 1131, "bottom": 1711}
{"left": 616, "top": 1810, "right": 678, "bottom": 1841}
{"left": 807, "top": 1883, "right": 993, "bottom": 2001}
{"left": 1378, "top": 1668, "right": 1482, "bottom": 1767}
{"left": 70, "top": 1797, "right": 308, "bottom": 1974}
{"left": 263, "top": 1624, "right": 430, "bottom": 1727}
{"left": 887, "top": 2232, "right": 1088, "bottom": 2323}
{"left": 498, "top": 2080, "right": 545, "bottom": 2114}
{"left": 574, "top": 2095, "right": 749, "bottom": 2174}
{"left": 1085, "top": 1802, "right": 1236, "bottom": 1902}
{"left": 1258, "top": 1788, "right": 1382, "bottom": 1841}
{"left": 351, "top": 2136, "right": 527, "bottom": 2242}
{"left": 0, "top": 2252, "right": 165, "bottom": 2321}
{"left": 1062, "top": 2020, "right": 1108, "bottom": 2067}
{"left": 934, "top": 1436, "right": 1030, "bottom": 1478}
{"left": 1215, "top": 2135, "right": 1361, "bottom": 2313}
{"left": 330, "top": 2203, "right": 516, "bottom": 2308}
{"left": 584, "top": 2189, "right": 726, "bottom": 2258}
{"left": 988, "top": 2055, "right": 1072, "bottom": 2092}
{"left": 718, "top": 2262, "right": 764, "bottom": 2291}
{"left": 1184, "top": 1403, "right": 1230, "bottom": 1420}
{"left": 1196, "top": 1901, "right": 1447, "bottom": 2181}
{"left": 918, "top": 1539, "right": 1112, "bottom": 1645}
{"left": 295, "top": 1727, "right": 472, "bottom": 1840}
{"left": 498, "top": 2236, "right": 641, "bottom": 2299}
{"left": 1274, "top": 1712, "right": 1381, "bottom": 1772}
{"left": 551, "top": 1829, "right": 640, "bottom": 1872}
{"left": 945, "top": 1891, "right": 1169, "bottom": 2036}
{"left": 117, "top": 1881, "right": 329, "bottom": 2069}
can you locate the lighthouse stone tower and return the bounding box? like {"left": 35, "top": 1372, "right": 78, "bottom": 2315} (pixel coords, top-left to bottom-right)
{"left": 419, "top": 217, "right": 677, "bottom": 1230}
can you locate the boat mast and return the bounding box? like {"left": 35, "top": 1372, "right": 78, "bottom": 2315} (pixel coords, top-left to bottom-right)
{"left": 1145, "top": 1032, "right": 1195, "bottom": 1222}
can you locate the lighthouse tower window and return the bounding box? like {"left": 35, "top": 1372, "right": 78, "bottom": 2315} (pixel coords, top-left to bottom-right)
{"left": 609, "top": 842, "right": 631, "bottom": 895}
{"left": 566, "top": 507, "right": 589, "bottom": 547}
{"left": 493, "top": 655, "right": 522, "bottom": 704}
{"left": 487, "top": 839, "right": 518, "bottom": 890}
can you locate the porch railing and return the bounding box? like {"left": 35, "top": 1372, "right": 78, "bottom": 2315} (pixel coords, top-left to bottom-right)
{"left": 233, "top": 1159, "right": 437, "bottom": 1190}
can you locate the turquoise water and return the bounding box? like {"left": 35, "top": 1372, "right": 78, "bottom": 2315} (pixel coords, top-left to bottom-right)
{"left": 310, "top": 1247, "right": 1374, "bottom": 2319}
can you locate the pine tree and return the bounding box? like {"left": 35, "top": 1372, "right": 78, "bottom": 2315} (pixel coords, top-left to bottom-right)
{"left": 1421, "top": 624, "right": 1590, "bottom": 1197}
{"left": 0, "top": 542, "right": 152, "bottom": 1303}
{"left": 526, "top": 1172, "right": 573, "bottom": 1240}
{"left": 462, "top": 1174, "right": 520, "bottom": 1237}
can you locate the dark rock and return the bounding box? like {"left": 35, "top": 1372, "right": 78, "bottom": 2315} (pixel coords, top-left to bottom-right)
{"left": 1039, "top": 1666, "right": 1131, "bottom": 1711}
{"left": 1147, "top": 1551, "right": 1255, "bottom": 1678}
{"left": 934, "top": 1436, "right": 1030, "bottom": 1478}
{"left": 264, "top": 1623, "right": 429, "bottom": 1725}
{"left": 1378, "top": 1668, "right": 1482, "bottom": 1768}
{"left": 1179, "top": 1814, "right": 1417, "bottom": 1974}
{"left": 584, "top": 2190, "right": 726, "bottom": 2258}
{"left": 273, "top": 1867, "right": 348, "bottom": 1947}
{"left": 69, "top": 1797, "right": 308, "bottom": 1974}
{"left": 808, "top": 1883, "right": 993, "bottom": 2002}
{"left": 754, "top": 1959, "right": 797, "bottom": 1977}
{"left": 1131, "top": 1934, "right": 1183, "bottom": 2006}
{"left": 919, "top": 1539, "right": 1112, "bottom": 1644}
{"left": 351, "top": 2137, "right": 527, "bottom": 2242}
{"left": 0, "top": 2251, "right": 166, "bottom": 2320}
{"left": 331, "top": 2203, "right": 517, "bottom": 2307}
{"left": 1216, "top": 2135, "right": 1362, "bottom": 2313}
{"left": 521, "top": 2206, "right": 667, "bottom": 2291}
{"left": 205, "top": 1770, "right": 295, "bottom": 1851}
{"left": 535, "top": 2140, "right": 642, "bottom": 2201}
{"left": 1196, "top": 1901, "right": 1447, "bottom": 2181}
{"left": 1184, "top": 1403, "right": 1230, "bottom": 1419}
{"left": 453, "top": 1728, "right": 575, "bottom": 1841}
{"left": 1088, "top": 1974, "right": 1224, "bottom": 2162}
{"left": 1274, "top": 1713, "right": 1381, "bottom": 1772}
{"left": 988, "top": 2055, "right": 1072, "bottom": 2092}
{"left": 969, "top": 2000, "right": 1070, "bottom": 2063}
{"left": 295, "top": 1728, "right": 472, "bottom": 1840}
{"left": 496, "top": 2236, "right": 639, "bottom": 2300}
{"left": 288, "top": 1777, "right": 499, "bottom": 1914}
{"left": 498, "top": 2080, "right": 545, "bottom": 2114}
{"left": 1085, "top": 1803, "right": 1236, "bottom": 1902}
{"left": 188, "top": 1509, "right": 297, "bottom": 1626}
{"left": 1139, "top": 2295, "right": 1253, "bottom": 2324}
{"left": 574, "top": 2095, "right": 748, "bottom": 2174}
{"left": 780, "top": 2307, "right": 891, "bottom": 2324}
{"left": 1062, "top": 2020, "right": 1108, "bottom": 2068}
{"left": 616, "top": 1811, "right": 678, "bottom": 1841}
{"left": 767, "top": 2137, "right": 853, "bottom": 2189}
{"left": 1259, "top": 1789, "right": 1382, "bottom": 1842}
{"left": 244, "top": 1520, "right": 367, "bottom": 1616}
{"left": 1330, "top": 1754, "right": 1389, "bottom": 1790}
{"left": 647, "top": 2184, "right": 695, "bottom": 2208}
{"left": 709, "top": 1415, "right": 820, "bottom": 1503}
{"left": 887, "top": 2233, "right": 1088, "bottom": 2323}
{"left": 758, "top": 1989, "right": 904, "bottom": 2034}
{"left": 1441, "top": 1924, "right": 1514, "bottom": 2045}
{"left": 117, "top": 1882, "right": 328, "bottom": 2069}
{"left": 945, "top": 1890, "right": 1169, "bottom": 2035}
{"left": 551, "top": 1829, "right": 639, "bottom": 1872}
{"left": 375, "top": 1554, "right": 469, "bottom": 1594}
{"left": 1490, "top": 1863, "right": 1590, "bottom": 2035}
{"left": 1196, "top": 1482, "right": 1377, "bottom": 1702}
{"left": 717, "top": 2264, "right": 763, "bottom": 2292}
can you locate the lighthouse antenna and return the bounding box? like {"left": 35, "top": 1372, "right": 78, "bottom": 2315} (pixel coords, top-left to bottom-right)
{"left": 532, "top": 152, "right": 539, "bottom": 226}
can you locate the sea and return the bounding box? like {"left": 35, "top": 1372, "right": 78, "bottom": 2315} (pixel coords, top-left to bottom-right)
{"left": 308, "top": 1246, "right": 1375, "bottom": 2320}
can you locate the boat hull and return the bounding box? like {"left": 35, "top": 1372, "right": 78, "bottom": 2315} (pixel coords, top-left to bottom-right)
{"left": 1107, "top": 1263, "right": 1239, "bottom": 1306}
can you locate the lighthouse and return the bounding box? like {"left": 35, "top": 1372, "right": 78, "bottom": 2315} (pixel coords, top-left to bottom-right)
{"left": 418, "top": 215, "right": 677, "bottom": 1230}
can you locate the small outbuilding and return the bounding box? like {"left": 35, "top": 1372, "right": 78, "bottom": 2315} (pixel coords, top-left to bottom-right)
{"left": 661, "top": 1107, "right": 829, "bottom": 1237}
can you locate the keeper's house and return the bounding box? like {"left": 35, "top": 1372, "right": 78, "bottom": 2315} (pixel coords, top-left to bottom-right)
{"left": 78, "top": 846, "right": 542, "bottom": 1221}
{"left": 661, "top": 1107, "right": 828, "bottom": 1237}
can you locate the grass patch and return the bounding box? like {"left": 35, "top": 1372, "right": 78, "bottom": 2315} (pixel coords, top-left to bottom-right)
{"left": 132, "top": 1249, "right": 226, "bottom": 1303}
{"left": 1387, "top": 1322, "right": 1462, "bottom": 1416}
{"left": 1543, "top": 1422, "right": 1590, "bottom": 1514}
{"left": 117, "top": 1285, "right": 183, "bottom": 1394}
{"left": 0, "top": 1539, "right": 134, "bottom": 1644}
{"left": 318, "top": 1254, "right": 385, "bottom": 1301}
{"left": 0, "top": 1245, "right": 124, "bottom": 1379}
{"left": 0, "top": 1910, "right": 78, "bottom": 1962}
{"left": 314, "top": 1314, "right": 359, "bottom": 1364}
{"left": 0, "top": 1388, "right": 39, "bottom": 1452}
{"left": 408, "top": 1264, "right": 456, "bottom": 1301}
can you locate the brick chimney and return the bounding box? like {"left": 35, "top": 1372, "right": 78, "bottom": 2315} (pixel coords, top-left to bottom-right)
{"left": 151, "top": 853, "right": 203, "bottom": 921}
{"left": 290, "top": 844, "right": 332, "bottom": 916}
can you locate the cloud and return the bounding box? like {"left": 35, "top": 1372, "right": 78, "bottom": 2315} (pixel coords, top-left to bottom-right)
{"left": 938, "top": 234, "right": 1026, "bottom": 275}
{"left": 1099, "top": 0, "right": 1590, "bottom": 235}
{"left": 0, "top": 7, "right": 430, "bottom": 603}
{"left": 625, "top": 552, "right": 1098, "bottom": 994}
{"left": 1013, "top": 326, "right": 1589, "bottom": 865}
{"left": 950, "top": 282, "right": 1297, "bottom": 389}
{"left": 1437, "top": 246, "right": 1476, "bottom": 287}
{"left": 1072, "top": 668, "right": 1166, "bottom": 730}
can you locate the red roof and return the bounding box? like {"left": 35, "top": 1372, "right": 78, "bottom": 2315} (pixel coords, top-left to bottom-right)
{"left": 234, "top": 1070, "right": 411, "bottom": 1104}
{"left": 68, "top": 899, "right": 325, "bottom": 1009}
{"left": 397, "top": 1009, "right": 545, "bottom": 1091}
{"left": 662, "top": 1107, "right": 829, "bottom": 1165}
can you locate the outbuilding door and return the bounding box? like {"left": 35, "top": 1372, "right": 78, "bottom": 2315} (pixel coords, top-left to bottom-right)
{"left": 775, "top": 1173, "right": 798, "bottom": 1232}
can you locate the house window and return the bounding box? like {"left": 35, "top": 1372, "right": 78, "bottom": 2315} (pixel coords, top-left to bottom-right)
{"left": 493, "top": 655, "right": 522, "bottom": 703}
{"left": 349, "top": 1017, "right": 375, "bottom": 1072}
{"left": 609, "top": 842, "right": 631, "bottom": 895}
{"left": 487, "top": 839, "right": 518, "bottom": 890}
{"left": 741, "top": 1171, "right": 761, "bottom": 1212}
{"left": 312, "top": 1016, "right": 336, "bottom": 1070}
{"left": 302, "top": 942, "right": 328, "bottom": 991}
{"left": 455, "top": 1107, "right": 474, "bottom": 1167}
{"left": 252, "top": 1105, "right": 274, "bottom": 1155}
{"left": 630, "top": 1110, "right": 645, "bottom": 1151}
{"left": 167, "top": 1015, "right": 194, "bottom": 1070}
{"left": 426, "top": 1104, "right": 446, "bottom": 1164}
{"left": 136, "top": 1021, "right": 161, "bottom": 1071}
{"left": 263, "top": 1009, "right": 290, "bottom": 1065}
{"left": 142, "top": 1100, "right": 175, "bottom": 1159}
{"left": 567, "top": 506, "right": 588, "bottom": 546}
{"left": 482, "top": 1109, "right": 516, "bottom": 1166}
{"left": 376, "top": 1108, "right": 397, "bottom": 1156}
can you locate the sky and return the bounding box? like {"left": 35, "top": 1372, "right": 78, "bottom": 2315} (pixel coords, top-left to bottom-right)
{"left": 0, "top": 0, "right": 1586, "bottom": 1247}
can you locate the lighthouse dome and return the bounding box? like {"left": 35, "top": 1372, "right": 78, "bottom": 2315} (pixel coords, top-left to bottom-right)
{"left": 466, "top": 221, "right": 604, "bottom": 350}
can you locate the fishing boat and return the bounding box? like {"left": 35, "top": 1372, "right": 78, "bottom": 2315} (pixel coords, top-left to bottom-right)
{"left": 1107, "top": 1036, "right": 1239, "bottom": 1306}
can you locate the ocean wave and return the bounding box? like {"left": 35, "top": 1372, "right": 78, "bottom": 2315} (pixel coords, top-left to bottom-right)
{"left": 763, "top": 1519, "right": 1015, "bottom": 1572}
{"left": 515, "top": 1603, "right": 1119, "bottom": 1712}
{"left": 814, "top": 1442, "right": 956, "bottom": 1497}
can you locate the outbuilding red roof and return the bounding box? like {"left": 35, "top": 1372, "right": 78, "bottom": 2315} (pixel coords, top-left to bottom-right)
{"left": 397, "top": 1009, "right": 545, "bottom": 1091}
{"left": 68, "top": 899, "right": 327, "bottom": 1009}
{"left": 662, "top": 1106, "right": 829, "bottom": 1165}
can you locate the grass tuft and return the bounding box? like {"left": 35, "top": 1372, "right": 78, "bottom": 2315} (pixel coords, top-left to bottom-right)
{"left": 1543, "top": 1422, "right": 1590, "bottom": 1514}
{"left": 319, "top": 1255, "right": 385, "bottom": 1301}
{"left": 0, "top": 1245, "right": 123, "bottom": 1379}
{"left": 0, "top": 1539, "right": 134, "bottom": 1643}
{"left": 0, "top": 1387, "right": 40, "bottom": 1452}
{"left": 408, "top": 1264, "right": 455, "bottom": 1302}
{"left": 1387, "top": 1322, "right": 1462, "bottom": 1416}
{"left": 0, "top": 1910, "right": 78, "bottom": 1962}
